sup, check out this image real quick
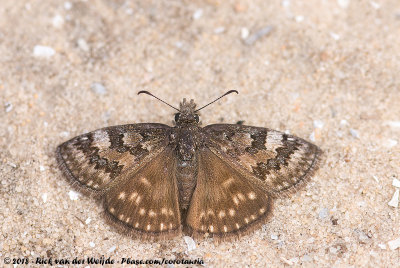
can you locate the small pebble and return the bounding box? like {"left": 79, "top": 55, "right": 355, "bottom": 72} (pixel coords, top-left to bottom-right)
{"left": 330, "top": 32, "right": 340, "bottom": 41}
{"left": 33, "top": 45, "right": 55, "bottom": 58}
{"left": 393, "top": 178, "right": 400, "bottom": 188}
{"left": 244, "top": 26, "right": 274, "bottom": 45}
{"left": 384, "top": 121, "right": 400, "bottom": 128}
{"left": 349, "top": 128, "right": 359, "bottom": 138}
{"left": 52, "top": 14, "right": 64, "bottom": 28}
{"left": 313, "top": 120, "right": 324, "bottom": 129}
{"left": 318, "top": 208, "right": 329, "bottom": 219}
{"left": 64, "top": 1, "right": 72, "bottom": 10}
{"left": 5, "top": 102, "right": 13, "bottom": 113}
{"left": 89, "top": 242, "right": 95, "bottom": 248}
{"left": 85, "top": 217, "right": 91, "bottom": 225}
{"left": 270, "top": 234, "right": 278, "bottom": 240}
{"left": 337, "top": 0, "right": 350, "bottom": 9}
{"left": 214, "top": 27, "right": 225, "bottom": 34}
{"left": 39, "top": 165, "right": 45, "bottom": 172}
{"left": 77, "top": 38, "right": 90, "bottom": 52}
{"left": 192, "top": 9, "right": 203, "bottom": 20}
{"left": 241, "top": 27, "right": 249, "bottom": 39}
{"left": 388, "top": 237, "right": 400, "bottom": 250}
{"left": 68, "top": 190, "right": 80, "bottom": 201}
{"left": 91, "top": 82, "right": 107, "bottom": 95}
{"left": 295, "top": 15, "right": 304, "bottom": 22}
{"left": 388, "top": 189, "right": 399, "bottom": 208}
{"left": 384, "top": 139, "right": 398, "bottom": 148}
{"left": 340, "top": 119, "right": 348, "bottom": 126}
{"left": 42, "top": 193, "right": 47, "bottom": 203}
{"left": 183, "top": 236, "right": 196, "bottom": 252}
{"left": 377, "top": 243, "right": 386, "bottom": 250}
{"left": 108, "top": 245, "right": 117, "bottom": 253}
{"left": 369, "top": 1, "right": 380, "bottom": 9}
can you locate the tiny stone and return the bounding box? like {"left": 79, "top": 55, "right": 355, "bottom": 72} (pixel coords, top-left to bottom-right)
{"left": 108, "top": 245, "right": 117, "bottom": 253}
{"left": 270, "top": 234, "right": 278, "bottom": 240}
{"left": 388, "top": 237, "right": 400, "bottom": 250}
{"left": 39, "top": 165, "right": 45, "bottom": 171}
{"left": 388, "top": 189, "right": 399, "bottom": 208}
{"left": 349, "top": 128, "right": 359, "bottom": 138}
{"left": 313, "top": 120, "right": 324, "bottom": 129}
{"left": 384, "top": 121, "right": 400, "bottom": 128}
{"left": 330, "top": 32, "right": 340, "bottom": 41}
{"left": 85, "top": 217, "right": 91, "bottom": 224}
{"left": 337, "top": 0, "right": 350, "bottom": 9}
{"left": 370, "top": 1, "right": 380, "bottom": 9}
{"left": 214, "top": 27, "right": 225, "bottom": 34}
{"left": 241, "top": 27, "right": 249, "bottom": 39}
{"left": 64, "top": 1, "right": 72, "bottom": 10}
{"left": 52, "top": 14, "right": 64, "bottom": 28}
{"left": 5, "top": 102, "right": 13, "bottom": 113}
{"left": 89, "top": 242, "right": 95, "bottom": 248}
{"left": 384, "top": 139, "right": 397, "bottom": 148}
{"left": 340, "top": 119, "right": 348, "bottom": 126}
{"left": 378, "top": 243, "right": 386, "bottom": 250}
{"left": 309, "top": 131, "right": 315, "bottom": 142}
{"left": 68, "top": 190, "right": 80, "bottom": 200}
{"left": 77, "top": 38, "right": 90, "bottom": 52}
{"left": 183, "top": 236, "right": 196, "bottom": 252}
{"left": 192, "top": 9, "right": 203, "bottom": 20}
{"left": 393, "top": 178, "right": 400, "bottom": 188}
{"left": 33, "top": 45, "right": 55, "bottom": 58}
{"left": 91, "top": 82, "right": 107, "bottom": 95}
{"left": 295, "top": 15, "right": 304, "bottom": 22}
{"left": 318, "top": 208, "right": 329, "bottom": 219}
{"left": 245, "top": 26, "right": 274, "bottom": 45}
{"left": 42, "top": 193, "right": 47, "bottom": 203}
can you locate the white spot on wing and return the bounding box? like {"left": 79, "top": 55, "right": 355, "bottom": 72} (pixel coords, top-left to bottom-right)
{"left": 140, "top": 176, "right": 151, "bottom": 186}
{"left": 229, "top": 209, "right": 236, "bottom": 217}
{"left": 248, "top": 191, "right": 256, "bottom": 200}
{"left": 118, "top": 192, "right": 126, "bottom": 200}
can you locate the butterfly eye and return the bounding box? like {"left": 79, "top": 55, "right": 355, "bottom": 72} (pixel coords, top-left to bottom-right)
{"left": 174, "top": 113, "right": 180, "bottom": 122}
{"left": 194, "top": 114, "right": 199, "bottom": 123}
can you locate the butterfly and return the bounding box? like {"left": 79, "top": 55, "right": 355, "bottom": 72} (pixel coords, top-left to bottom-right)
{"left": 56, "top": 90, "right": 323, "bottom": 241}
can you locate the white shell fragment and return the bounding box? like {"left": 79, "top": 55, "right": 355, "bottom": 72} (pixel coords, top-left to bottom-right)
{"left": 392, "top": 178, "right": 400, "bottom": 188}
{"left": 183, "top": 236, "right": 196, "bottom": 252}
{"left": 388, "top": 189, "right": 399, "bottom": 208}
{"left": 68, "top": 190, "right": 80, "bottom": 200}
{"left": 33, "top": 45, "right": 55, "bottom": 58}
{"left": 388, "top": 237, "right": 400, "bottom": 250}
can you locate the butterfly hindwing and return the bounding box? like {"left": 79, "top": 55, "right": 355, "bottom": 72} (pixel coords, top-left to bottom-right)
{"left": 186, "top": 148, "right": 273, "bottom": 240}
{"left": 203, "top": 124, "right": 323, "bottom": 197}
{"left": 103, "top": 147, "right": 181, "bottom": 239}
{"left": 56, "top": 123, "right": 170, "bottom": 195}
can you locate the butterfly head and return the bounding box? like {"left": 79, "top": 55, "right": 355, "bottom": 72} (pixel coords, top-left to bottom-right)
{"left": 175, "top": 98, "right": 200, "bottom": 126}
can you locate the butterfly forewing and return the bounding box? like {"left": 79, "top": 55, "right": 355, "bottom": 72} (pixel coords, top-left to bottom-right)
{"left": 186, "top": 148, "right": 273, "bottom": 240}
{"left": 203, "top": 124, "right": 323, "bottom": 197}
{"left": 103, "top": 147, "right": 181, "bottom": 239}
{"left": 56, "top": 124, "right": 170, "bottom": 195}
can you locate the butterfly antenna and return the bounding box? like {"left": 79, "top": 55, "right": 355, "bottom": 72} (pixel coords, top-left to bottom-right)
{"left": 195, "top": 90, "right": 239, "bottom": 112}
{"left": 137, "top": 91, "right": 180, "bottom": 111}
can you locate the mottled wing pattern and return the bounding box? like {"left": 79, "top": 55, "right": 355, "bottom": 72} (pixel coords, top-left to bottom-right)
{"left": 56, "top": 123, "right": 170, "bottom": 195}
{"left": 203, "top": 124, "right": 323, "bottom": 197}
{"left": 103, "top": 147, "right": 181, "bottom": 239}
{"left": 186, "top": 148, "right": 273, "bottom": 240}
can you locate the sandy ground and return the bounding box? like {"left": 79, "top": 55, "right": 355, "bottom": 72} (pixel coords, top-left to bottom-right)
{"left": 1, "top": 0, "right": 400, "bottom": 267}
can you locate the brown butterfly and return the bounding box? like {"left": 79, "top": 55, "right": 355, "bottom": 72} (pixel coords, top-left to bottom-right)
{"left": 56, "top": 90, "right": 323, "bottom": 241}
